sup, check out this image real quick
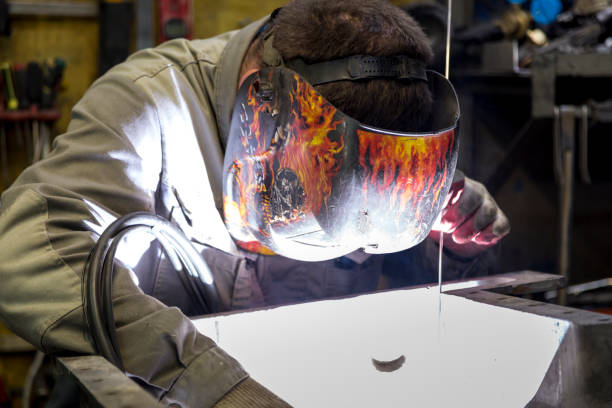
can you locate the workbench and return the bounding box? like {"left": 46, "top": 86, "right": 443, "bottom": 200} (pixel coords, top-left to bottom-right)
{"left": 58, "top": 271, "right": 612, "bottom": 407}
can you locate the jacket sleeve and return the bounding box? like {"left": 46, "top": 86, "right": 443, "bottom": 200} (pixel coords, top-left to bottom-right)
{"left": 0, "top": 69, "right": 247, "bottom": 406}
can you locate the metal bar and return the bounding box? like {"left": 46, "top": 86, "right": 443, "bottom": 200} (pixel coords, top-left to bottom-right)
{"left": 558, "top": 106, "right": 576, "bottom": 305}
{"left": 8, "top": 1, "right": 99, "bottom": 17}
{"left": 567, "top": 277, "right": 612, "bottom": 295}
{"left": 57, "top": 356, "right": 163, "bottom": 407}
{"left": 531, "top": 53, "right": 556, "bottom": 118}
{"left": 440, "top": 270, "right": 565, "bottom": 296}
{"left": 553, "top": 107, "right": 564, "bottom": 184}
{"left": 556, "top": 53, "right": 612, "bottom": 77}
{"left": 579, "top": 105, "right": 592, "bottom": 184}
{"left": 545, "top": 277, "right": 612, "bottom": 300}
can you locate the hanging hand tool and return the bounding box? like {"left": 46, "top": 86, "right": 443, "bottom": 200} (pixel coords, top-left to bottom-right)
{"left": 41, "top": 58, "right": 65, "bottom": 109}
{"left": 34, "top": 58, "right": 65, "bottom": 162}
{"left": 13, "top": 63, "right": 29, "bottom": 110}
{"left": 0, "top": 62, "right": 14, "bottom": 187}
{"left": 24, "top": 61, "right": 42, "bottom": 162}
{"left": 0, "top": 62, "right": 18, "bottom": 110}
{"left": 12, "top": 64, "right": 28, "bottom": 156}
{"left": 26, "top": 61, "right": 42, "bottom": 107}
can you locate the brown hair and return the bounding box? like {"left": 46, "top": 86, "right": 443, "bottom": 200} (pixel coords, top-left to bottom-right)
{"left": 270, "top": 0, "right": 434, "bottom": 131}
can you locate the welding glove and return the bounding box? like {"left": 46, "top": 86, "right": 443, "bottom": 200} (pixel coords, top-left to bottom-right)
{"left": 429, "top": 170, "right": 510, "bottom": 258}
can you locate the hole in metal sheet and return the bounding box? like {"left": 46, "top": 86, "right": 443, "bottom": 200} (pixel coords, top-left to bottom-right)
{"left": 372, "top": 355, "right": 406, "bottom": 373}
{"left": 562, "top": 310, "right": 574, "bottom": 314}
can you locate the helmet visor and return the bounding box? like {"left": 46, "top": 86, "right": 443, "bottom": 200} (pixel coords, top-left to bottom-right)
{"left": 223, "top": 67, "right": 459, "bottom": 261}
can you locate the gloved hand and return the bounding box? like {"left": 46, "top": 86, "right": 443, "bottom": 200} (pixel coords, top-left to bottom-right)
{"left": 429, "top": 171, "right": 510, "bottom": 258}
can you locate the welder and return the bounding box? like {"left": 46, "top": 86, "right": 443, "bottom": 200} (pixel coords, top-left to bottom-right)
{"left": 0, "top": 0, "right": 509, "bottom": 406}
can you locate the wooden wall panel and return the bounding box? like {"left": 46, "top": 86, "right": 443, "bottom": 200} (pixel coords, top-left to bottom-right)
{"left": 193, "top": 0, "right": 286, "bottom": 39}
{"left": 193, "top": 0, "right": 413, "bottom": 39}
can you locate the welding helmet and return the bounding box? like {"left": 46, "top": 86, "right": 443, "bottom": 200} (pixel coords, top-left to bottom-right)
{"left": 223, "top": 45, "right": 459, "bottom": 261}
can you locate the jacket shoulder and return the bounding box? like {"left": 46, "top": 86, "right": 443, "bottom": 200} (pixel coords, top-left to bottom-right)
{"left": 111, "top": 31, "right": 239, "bottom": 84}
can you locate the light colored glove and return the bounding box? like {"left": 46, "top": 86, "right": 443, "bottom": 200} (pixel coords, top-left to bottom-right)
{"left": 429, "top": 171, "right": 510, "bottom": 258}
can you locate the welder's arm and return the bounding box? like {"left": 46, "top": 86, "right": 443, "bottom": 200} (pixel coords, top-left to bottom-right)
{"left": 429, "top": 170, "right": 510, "bottom": 258}
{"left": 0, "top": 71, "right": 269, "bottom": 406}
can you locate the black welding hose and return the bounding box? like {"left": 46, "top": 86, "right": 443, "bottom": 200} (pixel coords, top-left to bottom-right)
{"left": 101, "top": 223, "right": 215, "bottom": 346}
{"left": 100, "top": 225, "right": 149, "bottom": 370}
{"left": 84, "top": 212, "right": 221, "bottom": 370}
{"left": 83, "top": 221, "right": 132, "bottom": 370}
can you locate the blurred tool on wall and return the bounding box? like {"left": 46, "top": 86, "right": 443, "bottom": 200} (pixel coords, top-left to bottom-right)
{"left": 159, "top": 0, "right": 193, "bottom": 43}
{"left": 99, "top": 0, "right": 133, "bottom": 75}
{"left": 401, "top": 2, "right": 449, "bottom": 72}
{"left": 0, "top": 0, "right": 9, "bottom": 36}
{"left": 446, "top": 0, "right": 612, "bottom": 72}
{"left": 442, "top": 0, "right": 612, "bottom": 308}
{"left": 521, "top": 4, "right": 612, "bottom": 66}
{"left": 454, "top": 3, "right": 533, "bottom": 44}
{"left": 0, "top": 58, "right": 65, "bottom": 189}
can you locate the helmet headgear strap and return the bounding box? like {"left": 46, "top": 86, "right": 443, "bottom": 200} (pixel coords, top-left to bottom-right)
{"left": 261, "top": 29, "right": 428, "bottom": 86}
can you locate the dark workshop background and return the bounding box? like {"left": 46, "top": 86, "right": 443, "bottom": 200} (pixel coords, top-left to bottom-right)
{"left": 1, "top": 1, "right": 611, "bottom": 407}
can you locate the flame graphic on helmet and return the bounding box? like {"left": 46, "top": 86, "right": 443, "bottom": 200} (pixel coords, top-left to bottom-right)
{"left": 225, "top": 72, "right": 345, "bottom": 253}
{"left": 225, "top": 69, "right": 457, "bottom": 255}
{"left": 278, "top": 75, "right": 344, "bottom": 217}
{"left": 357, "top": 129, "right": 455, "bottom": 222}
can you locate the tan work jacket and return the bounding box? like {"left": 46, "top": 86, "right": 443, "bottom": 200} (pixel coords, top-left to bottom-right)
{"left": 0, "top": 16, "right": 490, "bottom": 407}
{"left": 0, "top": 18, "right": 270, "bottom": 406}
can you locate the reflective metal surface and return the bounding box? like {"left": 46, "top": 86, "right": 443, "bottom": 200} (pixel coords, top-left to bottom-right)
{"left": 194, "top": 271, "right": 611, "bottom": 407}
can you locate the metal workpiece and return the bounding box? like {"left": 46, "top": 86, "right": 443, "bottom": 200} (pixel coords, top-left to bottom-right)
{"left": 57, "top": 356, "right": 162, "bottom": 408}
{"left": 54, "top": 272, "right": 611, "bottom": 407}
{"left": 193, "top": 271, "right": 612, "bottom": 407}
{"left": 454, "top": 275, "right": 612, "bottom": 407}
{"left": 439, "top": 276, "right": 612, "bottom": 407}
{"left": 531, "top": 53, "right": 612, "bottom": 118}
{"left": 440, "top": 270, "right": 565, "bottom": 296}
{"left": 466, "top": 291, "right": 612, "bottom": 408}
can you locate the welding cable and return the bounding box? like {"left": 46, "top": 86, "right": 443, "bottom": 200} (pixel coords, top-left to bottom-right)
{"left": 83, "top": 212, "right": 220, "bottom": 370}
{"left": 101, "top": 223, "right": 214, "bottom": 341}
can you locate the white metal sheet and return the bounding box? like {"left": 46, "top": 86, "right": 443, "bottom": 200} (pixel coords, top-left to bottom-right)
{"left": 194, "top": 287, "right": 568, "bottom": 407}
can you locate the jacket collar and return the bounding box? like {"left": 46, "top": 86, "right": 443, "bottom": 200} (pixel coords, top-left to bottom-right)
{"left": 214, "top": 16, "right": 270, "bottom": 149}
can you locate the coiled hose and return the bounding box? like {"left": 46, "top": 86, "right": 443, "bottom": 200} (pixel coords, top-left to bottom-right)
{"left": 83, "top": 212, "right": 220, "bottom": 370}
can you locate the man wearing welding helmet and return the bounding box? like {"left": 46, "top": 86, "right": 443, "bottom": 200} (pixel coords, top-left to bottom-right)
{"left": 0, "top": 0, "right": 508, "bottom": 406}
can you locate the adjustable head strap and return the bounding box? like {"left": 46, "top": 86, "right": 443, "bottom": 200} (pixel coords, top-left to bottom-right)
{"left": 285, "top": 55, "right": 427, "bottom": 85}
{"left": 262, "top": 32, "right": 427, "bottom": 86}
